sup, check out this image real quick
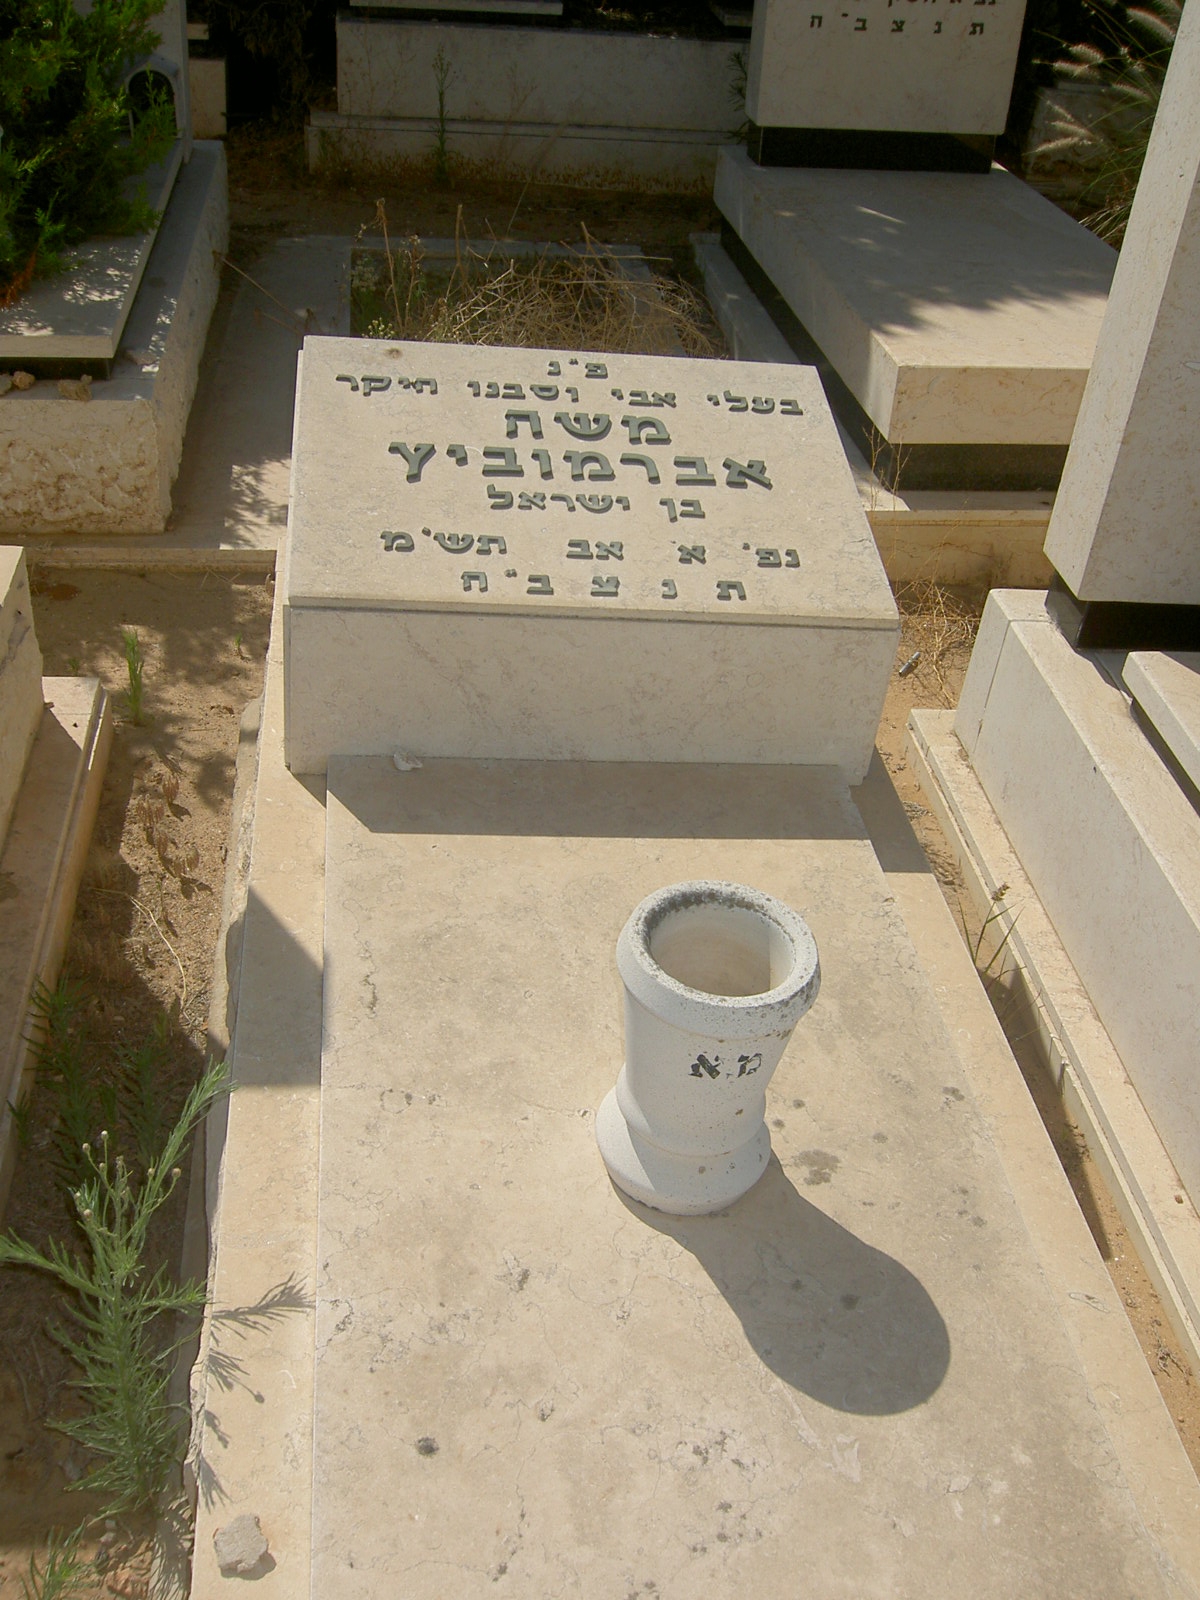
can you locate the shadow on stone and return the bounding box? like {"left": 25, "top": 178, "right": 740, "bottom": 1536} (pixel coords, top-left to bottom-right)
{"left": 625, "top": 1154, "right": 950, "bottom": 1415}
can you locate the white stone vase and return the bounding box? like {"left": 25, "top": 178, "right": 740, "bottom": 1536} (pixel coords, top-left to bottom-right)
{"left": 596, "top": 880, "right": 820, "bottom": 1215}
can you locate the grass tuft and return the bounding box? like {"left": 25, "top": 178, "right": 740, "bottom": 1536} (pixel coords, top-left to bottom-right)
{"left": 120, "top": 629, "right": 147, "bottom": 727}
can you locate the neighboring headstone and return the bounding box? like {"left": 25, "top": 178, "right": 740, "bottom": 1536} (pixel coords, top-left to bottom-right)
{"left": 308, "top": 17, "right": 742, "bottom": 188}
{"left": 1123, "top": 652, "right": 1200, "bottom": 792}
{"left": 1043, "top": 0, "right": 1200, "bottom": 637}
{"left": 349, "top": 0, "right": 561, "bottom": 11}
{"left": 283, "top": 338, "right": 898, "bottom": 780}
{"left": 0, "top": 549, "right": 43, "bottom": 849}
{"left": 744, "top": 0, "right": 1028, "bottom": 169}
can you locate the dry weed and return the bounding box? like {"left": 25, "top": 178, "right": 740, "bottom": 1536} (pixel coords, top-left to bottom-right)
{"left": 894, "top": 580, "right": 984, "bottom": 706}
{"left": 358, "top": 202, "right": 718, "bottom": 357}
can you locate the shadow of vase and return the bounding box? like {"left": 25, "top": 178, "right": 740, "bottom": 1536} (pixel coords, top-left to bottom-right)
{"left": 621, "top": 1154, "right": 950, "bottom": 1416}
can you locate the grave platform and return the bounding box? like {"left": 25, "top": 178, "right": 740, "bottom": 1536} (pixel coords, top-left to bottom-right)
{"left": 187, "top": 598, "right": 1200, "bottom": 1598}
{"left": 283, "top": 338, "right": 899, "bottom": 782}
{"left": 0, "top": 143, "right": 227, "bottom": 537}
{"left": 714, "top": 147, "right": 1116, "bottom": 490}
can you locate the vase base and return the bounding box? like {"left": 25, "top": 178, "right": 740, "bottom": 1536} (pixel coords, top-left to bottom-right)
{"left": 596, "top": 1087, "right": 771, "bottom": 1215}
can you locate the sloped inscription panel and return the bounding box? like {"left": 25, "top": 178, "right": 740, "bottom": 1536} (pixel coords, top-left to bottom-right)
{"left": 286, "top": 339, "right": 894, "bottom": 628}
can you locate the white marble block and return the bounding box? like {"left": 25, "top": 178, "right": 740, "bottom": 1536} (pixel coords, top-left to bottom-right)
{"left": 745, "top": 0, "right": 1027, "bottom": 135}
{"left": 283, "top": 338, "right": 898, "bottom": 779}
{"left": 714, "top": 145, "right": 1115, "bottom": 449}
{"left": 0, "top": 146, "right": 182, "bottom": 366}
{"left": 954, "top": 590, "right": 1200, "bottom": 1210}
{"left": 1042, "top": 0, "right": 1200, "bottom": 605}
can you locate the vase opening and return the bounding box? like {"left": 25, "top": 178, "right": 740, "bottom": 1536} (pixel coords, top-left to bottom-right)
{"left": 646, "top": 896, "right": 795, "bottom": 999}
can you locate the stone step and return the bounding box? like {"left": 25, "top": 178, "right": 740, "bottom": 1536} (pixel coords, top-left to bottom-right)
{"left": 1124, "top": 651, "right": 1200, "bottom": 797}
{"left": 908, "top": 701, "right": 1200, "bottom": 1379}
{"left": 0, "top": 674, "right": 112, "bottom": 1214}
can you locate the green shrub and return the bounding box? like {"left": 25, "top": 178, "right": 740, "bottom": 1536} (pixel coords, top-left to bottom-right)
{"left": 0, "top": 0, "right": 175, "bottom": 301}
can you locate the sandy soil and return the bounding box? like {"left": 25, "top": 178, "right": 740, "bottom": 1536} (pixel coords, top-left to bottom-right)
{"left": 0, "top": 572, "right": 273, "bottom": 1597}
{"left": 0, "top": 131, "right": 1195, "bottom": 1592}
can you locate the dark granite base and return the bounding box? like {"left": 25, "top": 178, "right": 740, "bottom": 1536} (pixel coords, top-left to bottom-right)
{"left": 719, "top": 223, "right": 1068, "bottom": 494}
{"left": 745, "top": 124, "right": 995, "bottom": 173}
{"left": 1047, "top": 576, "right": 1200, "bottom": 651}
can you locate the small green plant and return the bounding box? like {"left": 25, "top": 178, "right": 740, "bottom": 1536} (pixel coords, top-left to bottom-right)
{"left": 20, "top": 1523, "right": 91, "bottom": 1600}
{"left": 968, "top": 885, "right": 1022, "bottom": 988}
{"left": 431, "top": 44, "right": 453, "bottom": 186}
{"left": 0, "top": 1058, "right": 230, "bottom": 1511}
{"left": 66, "top": 655, "right": 81, "bottom": 674}
{"left": 121, "top": 628, "right": 147, "bottom": 726}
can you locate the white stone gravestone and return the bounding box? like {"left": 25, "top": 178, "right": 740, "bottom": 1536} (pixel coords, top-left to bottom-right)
{"left": 744, "top": 0, "right": 1028, "bottom": 168}
{"left": 1043, "top": 0, "right": 1200, "bottom": 623}
{"left": 283, "top": 338, "right": 898, "bottom": 780}
{"left": 714, "top": 0, "right": 1112, "bottom": 490}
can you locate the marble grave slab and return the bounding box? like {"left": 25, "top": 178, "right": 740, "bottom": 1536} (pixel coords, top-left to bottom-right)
{"left": 309, "top": 757, "right": 1190, "bottom": 1600}
{"left": 1125, "top": 652, "right": 1200, "bottom": 792}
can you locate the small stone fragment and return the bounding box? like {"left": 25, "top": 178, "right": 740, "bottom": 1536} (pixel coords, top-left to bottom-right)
{"left": 11, "top": 370, "right": 35, "bottom": 390}
{"left": 58, "top": 375, "right": 93, "bottom": 402}
{"left": 0, "top": 374, "right": 12, "bottom": 396}
{"left": 213, "top": 1513, "right": 269, "bottom": 1576}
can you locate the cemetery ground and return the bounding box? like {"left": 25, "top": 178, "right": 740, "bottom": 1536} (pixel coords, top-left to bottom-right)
{"left": 1, "top": 130, "right": 1198, "bottom": 1590}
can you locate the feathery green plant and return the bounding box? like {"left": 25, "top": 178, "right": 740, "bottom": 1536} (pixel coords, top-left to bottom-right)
{"left": 20, "top": 1524, "right": 91, "bottom": 1600}
{"left": 1037, "top": 0, "right": 1181, "bottom": 241}
{"left": 0, "top": 1059, "right": 230, "bottom": 1511}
